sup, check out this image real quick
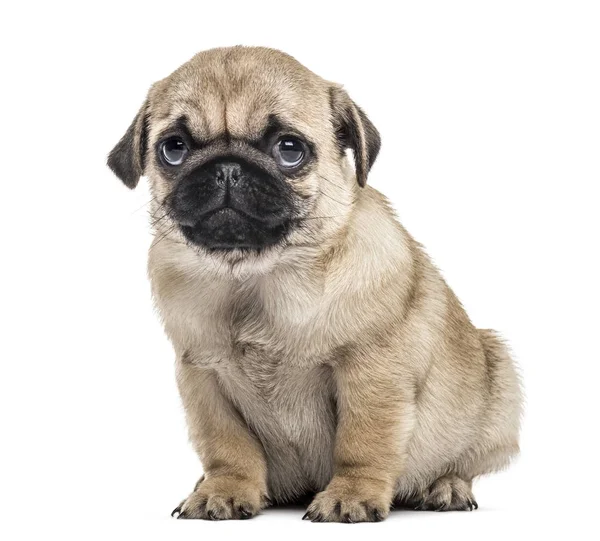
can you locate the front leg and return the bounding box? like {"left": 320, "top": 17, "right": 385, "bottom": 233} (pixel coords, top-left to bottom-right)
{"left": 173, "top": 360, "right": 269, "bottom": 520}
{"left": 304, "top": 349, "right": 414, "bottom": 523}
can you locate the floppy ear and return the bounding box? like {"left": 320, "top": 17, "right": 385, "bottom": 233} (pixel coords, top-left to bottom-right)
{"left": 107, "top": 100, "right": 150, "bottom": 189}
{"left": 329, "top": 86, "right": 381, "bottom": 187}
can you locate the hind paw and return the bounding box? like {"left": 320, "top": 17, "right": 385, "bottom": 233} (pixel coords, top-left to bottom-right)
{"left": 414, "top": 475, "right": 478, "bottom": 512}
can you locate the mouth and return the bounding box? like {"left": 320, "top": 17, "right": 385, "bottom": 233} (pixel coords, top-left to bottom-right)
{"left": 179, "top": 207, "right": 291, "bottom": 251}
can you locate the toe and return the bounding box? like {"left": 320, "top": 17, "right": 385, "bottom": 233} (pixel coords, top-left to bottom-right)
{"left": 206, "top": 496, "right": 233, "bottom": 520}
{"left": 372, "top": 508, "right": 384, "bottom": 522}
{"left": 237, "top": 505, "right": 253, "bottom": 519}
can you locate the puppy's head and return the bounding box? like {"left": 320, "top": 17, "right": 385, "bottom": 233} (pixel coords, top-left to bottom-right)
{"left": 108, "top": 47, "right": 380, "bottom": 268}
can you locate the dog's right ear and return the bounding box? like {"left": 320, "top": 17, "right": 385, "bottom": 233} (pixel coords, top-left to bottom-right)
{"left": 107, "top": 99, "right": 150, "bottom": 189}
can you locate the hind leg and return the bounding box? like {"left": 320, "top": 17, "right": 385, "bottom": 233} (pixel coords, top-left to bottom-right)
{"left": 410, "top": 475, "right": 478, "bottom": 511}
{"left": 401, "top": 441, "right": 519, "bottom": 512}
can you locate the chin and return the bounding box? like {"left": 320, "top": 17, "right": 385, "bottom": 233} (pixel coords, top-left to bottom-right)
{"left": 204, "top": 243, "right": 290, "bottom": 279}
{"left": 173, "top": 224, "right": 291, "bottom": 280}
{"left": 178, "top": 207, "right": 292, "bottom": 254}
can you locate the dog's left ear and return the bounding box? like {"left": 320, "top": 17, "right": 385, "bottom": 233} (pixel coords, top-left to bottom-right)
{"left": 329, "top": 86, "right": 381, "bottom": 187}
{"left": 107, "top": 99, "right": 150, "bottom": 189}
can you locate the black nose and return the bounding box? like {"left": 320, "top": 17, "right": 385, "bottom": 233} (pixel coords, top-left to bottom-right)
{"left": 214, "top": 161, "right": 243, "bottom": 188}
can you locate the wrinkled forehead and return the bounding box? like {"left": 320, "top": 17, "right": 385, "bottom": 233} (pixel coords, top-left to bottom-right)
{"left": 148, "top": 60, "right": 331, "bottom": 143}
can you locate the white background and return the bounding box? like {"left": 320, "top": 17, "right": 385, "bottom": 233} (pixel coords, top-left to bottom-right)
{"left": 1, "top": 1, "right": 599, "bottom": 539}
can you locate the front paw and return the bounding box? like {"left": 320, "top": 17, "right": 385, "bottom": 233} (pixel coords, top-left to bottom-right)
{"left": 303, "top": 476, "right": 391, "bottom": 523}
{"left": 172, "top": 476, "right": 268, "bottom": 520}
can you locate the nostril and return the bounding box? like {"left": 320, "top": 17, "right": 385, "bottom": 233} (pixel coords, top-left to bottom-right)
{"left": 215, "top": 162, "right": 243, "bottom": 185}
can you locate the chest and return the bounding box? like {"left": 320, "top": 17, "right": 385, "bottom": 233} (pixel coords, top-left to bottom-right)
{"left": 217, "top": 353, "right": 337, "bottom": 497}
{"left": 171, "top": 287, "right": 338, "bottom": 446}
{"left": 154, "top": 255, "right": 344, "bottom": 367}
{"left": 152, "top": 263, "right": 340, "bottom": 495}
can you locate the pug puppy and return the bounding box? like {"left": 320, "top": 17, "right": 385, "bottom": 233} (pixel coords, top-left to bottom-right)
{"left": 108, "top": 46, "right": 522, "bottom": 523}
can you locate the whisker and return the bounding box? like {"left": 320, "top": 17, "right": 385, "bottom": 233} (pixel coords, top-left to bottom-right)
{"left": 293, "top": 214, "right": 347, "bottom": 222}
{"left": 131, "top": 196, "right": 159, "bottom": 215}
{"left": 150, "top": 212, "right": 171, "bottom": 228}
{"left": 148, "top": 198, "right": 173, "bottom": 229}
{"left": 317, "top": 189, "right": 355, "bottom": 207}
{"left": 316, "top": 174, "right": 349, "bottom": 191}
{"left": 151, "top": 224, "right": 177, "bottom": 248}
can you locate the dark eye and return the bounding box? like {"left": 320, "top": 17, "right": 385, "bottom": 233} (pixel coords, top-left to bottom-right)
{"left": 160, "top": 137, "right": 188, "bottom": 166}
{"left": 272, "top": 137, "right": 306, "bottom": 168}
